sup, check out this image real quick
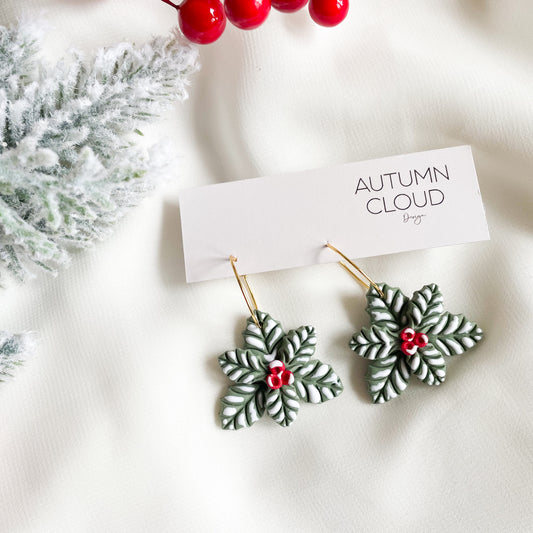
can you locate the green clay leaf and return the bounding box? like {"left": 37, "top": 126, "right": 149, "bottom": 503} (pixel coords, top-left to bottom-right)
{"left": 406, "top": 284, "right": 444, "bottom": 329}
{"left": 427, "top": 312, "right": 483, "bottom": 356}
{"left": 365, "top": 352, "right": 410, "bottom": 404}
{"left": 278, "top": 326, "right": 317, "bottom": 365}
{"left": 242, "top": 311, "right": 284, "bottom": 362}
{"left": 365, "top": 284, "right": 408, "bottom": 333}
{"left": 292, "top": 360, "right": 343, "bottom": 403}
{"left": 350, "top": 325, "right": 398, "bottom": 360}
{"left": 218, "top": 349, "right": 268, "bottom": 384}
{"left": 220, "top": 384, "right": 265, "bottom": 430}
{"left": 407, "top": 344, "right": 446, "bottom": 385}
{"left": 265, "top": 385, "right": 299, "bottom": 427}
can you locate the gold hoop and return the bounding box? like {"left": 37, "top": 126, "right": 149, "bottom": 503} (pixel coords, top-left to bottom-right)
{"left": 229, "top": 256, "right": 260, "bottom": 326}
{"left": 325, "top": 243, "right": 384, "bottom": 298}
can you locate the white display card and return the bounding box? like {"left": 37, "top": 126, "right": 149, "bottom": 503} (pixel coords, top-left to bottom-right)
{"left": 180, "top": 145, "right": 489, "bottom": 283}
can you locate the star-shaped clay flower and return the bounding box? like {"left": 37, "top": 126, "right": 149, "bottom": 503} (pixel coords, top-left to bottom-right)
{"left": 218, "top": 311, "right": 343, "bottom": 430}
{"left": 350, "top": 283, "right": 483, "bottom": 404}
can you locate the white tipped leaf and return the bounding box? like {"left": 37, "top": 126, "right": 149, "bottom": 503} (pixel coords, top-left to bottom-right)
{"left": 242, "top": 311, "right": 284, "bottom": 359}
{"left": 427, "top": 313, "right": 483, "bottom": 356}
{"left": 407, "top": 345, "right": 446, "bottom": 386}
{"left": 292, "top": 360, "right": 343, "bottom": 403}
{"left": 218, "top": 348, "right": 268, "bottom": 384}
{"left": 350, "top": 325, "right": 397, "bottom": 360}
{"left": 365, "top": 353, "right": 410, "bottom": 404}
{"left": 265, "top": 385, "right": 299, "bottom": 427}
{"left": 406, "top": 284, "right": 444, "bottom": 329}
{"left": 279, "top": 326, "right": 317, "bottom": 365}
{"left": 365, "top": 284, "right": 407, "bottom": 333}
{"left": 220, "top": 384, "right": 265, "bottom": 430}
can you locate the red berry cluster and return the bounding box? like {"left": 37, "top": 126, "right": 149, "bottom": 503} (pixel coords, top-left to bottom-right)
{"left": 266, "top": 360, "right": 294, "bottom": 389}
{"left": 161, "top": 0, "right": 348, "bottom": 45}
{"left": 400, "top": 327, "right": 428, "bottom": 356}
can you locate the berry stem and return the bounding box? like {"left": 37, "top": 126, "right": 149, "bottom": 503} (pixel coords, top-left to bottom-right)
{"left": 161, "top": 0, "right": 180, "bottom": 9}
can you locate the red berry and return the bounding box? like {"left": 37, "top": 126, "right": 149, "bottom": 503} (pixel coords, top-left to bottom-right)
{"left": 178, "top": 0, "right": 226, "bottom": 44}
{"left": 224, "top": 0, "right": 271, "bottom": 30}
{"left": 401, "top": 341, "right": 417, "bottom": 356}
{"left": 281, "top": 370, "right": 295, "bottom": 386}
{"left": 267, "top": 374, "right": 282, "bottom": 389}
{"left": 414, "top": 332, "right": 429, "bottom": 348}
{"left": 308, "top": 0, "right": 348, "bottom": 27}
{"left": 400, "top": 327, "right": 416, "bottom": 342}
{"left": 269, "top": 360, "right": 285, "bottom": 375}
{"left": 271, "top": 0, "right": 308, "bottom": 13}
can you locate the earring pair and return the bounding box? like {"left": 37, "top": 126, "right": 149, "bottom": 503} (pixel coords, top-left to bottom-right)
{"left": 217, "top": 246, "right": 483, "bottom": 430}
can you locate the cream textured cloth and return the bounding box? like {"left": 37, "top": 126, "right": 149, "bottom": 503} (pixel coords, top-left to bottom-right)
{"left": 0, "top": 1, "right": 532, "bottom": 532}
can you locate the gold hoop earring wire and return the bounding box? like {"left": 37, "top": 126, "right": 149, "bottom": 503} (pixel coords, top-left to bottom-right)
{"left": 325, "top": 243, "right": 384, "bottom": 298}
{"left": 229, "top": 256, "right": 260, "bottom": 327}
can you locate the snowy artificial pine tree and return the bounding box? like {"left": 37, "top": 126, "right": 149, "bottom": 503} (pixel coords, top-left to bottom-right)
{"left": 0, "top": 19, "right": 198, "bottom": 382}
{"left": 0, "top": 19, "right": 199, "bottom": 280}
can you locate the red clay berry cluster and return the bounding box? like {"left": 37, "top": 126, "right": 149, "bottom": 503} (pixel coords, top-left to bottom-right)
{"left": 399, "top": 327, "right": 429, "bottom": 356}
{"left": 161, "top": 0, "right": 348, "bottom": 45}
{"left": 265, "top": 360, "right": 294, "bottom": 390}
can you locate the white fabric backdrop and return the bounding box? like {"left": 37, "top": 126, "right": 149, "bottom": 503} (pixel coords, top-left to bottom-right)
{"left": 0, "top": 1, "right": 532, "bottom": 532}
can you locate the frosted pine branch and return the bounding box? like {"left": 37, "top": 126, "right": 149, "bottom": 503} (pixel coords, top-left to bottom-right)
{"left": 0, "top": 19, "right": 43, "bottom": 90}
{"left": 0, "top": 21, "right": 199, "bottom": 280}
{"left": 0, "top": 331, "right": 35, "bottom": 382}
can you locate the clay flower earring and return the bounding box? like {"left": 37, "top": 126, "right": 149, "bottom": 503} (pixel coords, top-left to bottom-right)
{"left": 326, "top": 244, "right": 483, "bottom": 404}
{"left": 217, "top": 256, "right": 343, "bottom": 430}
